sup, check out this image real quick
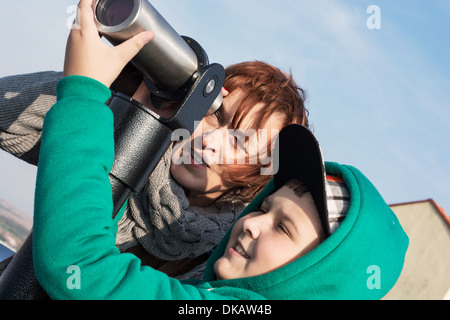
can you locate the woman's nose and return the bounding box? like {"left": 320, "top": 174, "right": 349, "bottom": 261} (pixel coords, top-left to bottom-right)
{"left": 201, "top": 128, "right": 226, "bottom": 164}
{"left": 202, "top": 128, "right": 223, "bottom": 149}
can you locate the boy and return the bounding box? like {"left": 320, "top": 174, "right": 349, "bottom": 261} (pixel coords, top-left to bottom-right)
{"left": 33, "top": 81, "right": 408, "bottom": 298}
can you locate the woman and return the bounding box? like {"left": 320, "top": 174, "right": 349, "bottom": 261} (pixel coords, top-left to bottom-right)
{"left": 0, "top": 2, "right": 308, "bottom": 279}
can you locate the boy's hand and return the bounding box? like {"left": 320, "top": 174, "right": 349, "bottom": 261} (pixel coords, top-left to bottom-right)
{"left": 63, "top": 0, "right": 154, "bottom": 88}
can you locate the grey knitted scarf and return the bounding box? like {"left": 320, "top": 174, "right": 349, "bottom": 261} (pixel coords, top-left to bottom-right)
{"left": 116, "top": 144, "right": 245, "bottom": 260}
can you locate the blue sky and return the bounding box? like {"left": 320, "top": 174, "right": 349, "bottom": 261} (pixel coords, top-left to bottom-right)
{"left": 0, "top": 0, "right": 449, "bottom": 218}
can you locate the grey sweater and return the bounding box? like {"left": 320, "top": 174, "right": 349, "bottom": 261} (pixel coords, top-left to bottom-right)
{"left": 0, "top": 71, "right": 60, "bottom": 165}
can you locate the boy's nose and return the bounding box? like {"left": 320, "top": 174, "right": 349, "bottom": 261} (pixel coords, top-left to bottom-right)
{"left": 242, "top": 212, "right": 269, "bottom": 240}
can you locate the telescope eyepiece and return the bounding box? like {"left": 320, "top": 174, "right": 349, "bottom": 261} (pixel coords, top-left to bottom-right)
{"left": 96, "top": 0, "right": 134, "bottom": 27}
{"left": 94, "top": 0, "right": 199, "bottom": 93}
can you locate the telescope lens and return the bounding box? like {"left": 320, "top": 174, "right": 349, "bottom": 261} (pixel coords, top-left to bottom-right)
{"left": 96, "top": 0, "right": 134, "bottom": 27}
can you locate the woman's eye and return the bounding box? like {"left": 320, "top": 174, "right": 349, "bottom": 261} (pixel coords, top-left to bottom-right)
{"left": 205, "top": 108, "right": 222, "bottom": 126}
{"left": 234, "top": 137, "right": 248, "bottom": 153}
{"left": 212, "top": 107, "right": 222, "bottom": 123}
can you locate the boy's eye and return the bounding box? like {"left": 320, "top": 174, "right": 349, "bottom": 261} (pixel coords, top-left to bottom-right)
{"left": 256, "top": 206, "right": 267, "bottom": 214}
{"left": 277, "top": 223, "right": 291, "bottom": 237}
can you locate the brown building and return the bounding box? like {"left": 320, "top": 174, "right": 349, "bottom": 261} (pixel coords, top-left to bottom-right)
{"left": 383, "top": 199, "right": 450, "bottom": 300}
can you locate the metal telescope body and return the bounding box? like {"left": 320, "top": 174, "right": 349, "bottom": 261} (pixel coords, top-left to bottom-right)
{"left": 0, "top": 0, "right": 225, "bottom": 299}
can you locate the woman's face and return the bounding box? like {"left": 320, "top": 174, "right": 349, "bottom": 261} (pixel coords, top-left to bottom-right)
{"left": 170, "top": 89, "right": 285, "bottom": 206}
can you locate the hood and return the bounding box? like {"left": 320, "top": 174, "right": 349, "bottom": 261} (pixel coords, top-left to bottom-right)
{"left": 202, "top": 162, "right": 409, "bottom": 300}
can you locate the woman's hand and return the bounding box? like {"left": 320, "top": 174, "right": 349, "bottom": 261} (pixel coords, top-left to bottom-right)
{"left": 63, "top": 0, "right": 154, "bottom": 88}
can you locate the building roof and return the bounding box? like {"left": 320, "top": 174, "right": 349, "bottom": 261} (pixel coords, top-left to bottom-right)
{"left": 390, "top": 198, "right": 450, "bottom": 229}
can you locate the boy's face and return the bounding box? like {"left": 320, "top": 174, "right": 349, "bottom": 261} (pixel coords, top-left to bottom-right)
{"left": 214, "top": 184, "right": 325, "bottom": 280}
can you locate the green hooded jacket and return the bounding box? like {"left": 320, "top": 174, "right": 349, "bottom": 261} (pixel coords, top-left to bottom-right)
{"left": 33, "top": 76, "right": 408, "bottom": 300}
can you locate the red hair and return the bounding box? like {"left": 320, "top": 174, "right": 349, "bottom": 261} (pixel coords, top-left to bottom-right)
{"left": 220, "top": 61, "right": 308, "bottom": 202}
